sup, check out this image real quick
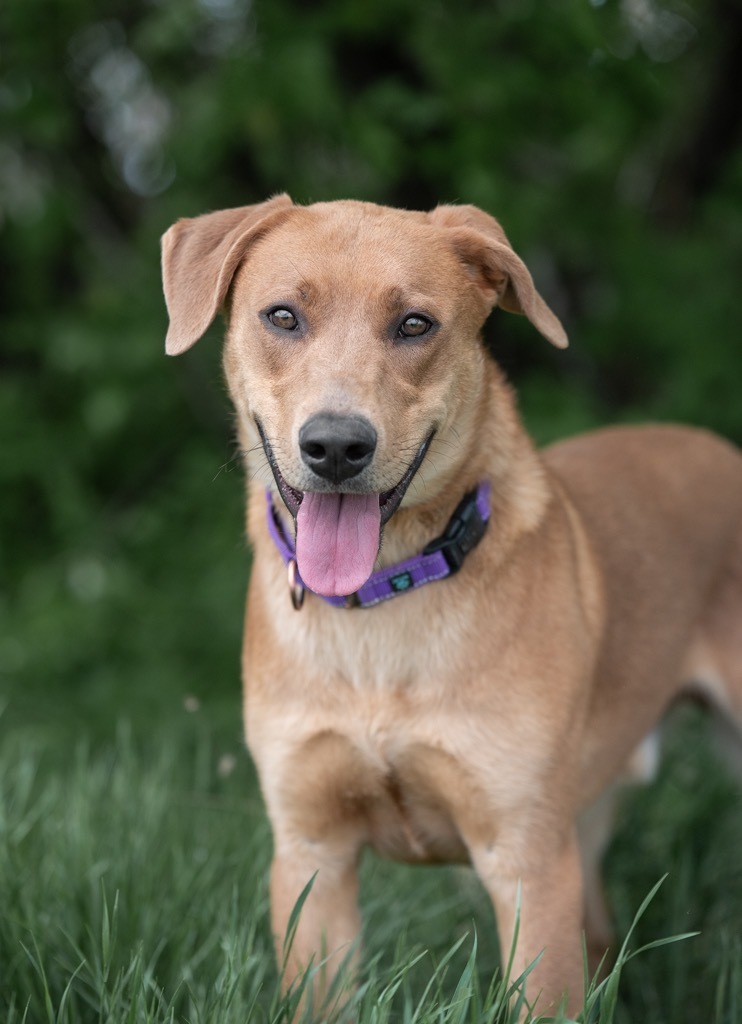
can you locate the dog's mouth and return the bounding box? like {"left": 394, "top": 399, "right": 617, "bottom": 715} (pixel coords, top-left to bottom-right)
{"left": 257, "top": 422, "right": 434, "bottom": 597}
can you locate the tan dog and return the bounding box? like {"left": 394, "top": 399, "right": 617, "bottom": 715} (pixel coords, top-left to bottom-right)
{"left": 161, "top": 195, "right": 742, "bottom": 1016}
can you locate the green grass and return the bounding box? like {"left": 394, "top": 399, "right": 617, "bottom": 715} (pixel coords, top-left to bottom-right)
{"left": 1, "top": 705, "right": 741, "bottom": 1024}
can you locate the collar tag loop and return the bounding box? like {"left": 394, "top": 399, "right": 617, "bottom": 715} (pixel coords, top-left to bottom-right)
{"left": 287, "top": 558, "right": 305, "bottom": 611}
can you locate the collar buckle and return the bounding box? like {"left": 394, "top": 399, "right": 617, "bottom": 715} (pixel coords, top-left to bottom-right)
{"left": 421, "top": 489, "right": 488, "bottom": 574}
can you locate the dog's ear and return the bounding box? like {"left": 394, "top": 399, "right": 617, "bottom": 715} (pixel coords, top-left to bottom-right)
{"left": 161, "top": 193, "right": 294, "bottom": 355}
{"left": 428, "top": 204, "right": 568, "bottom": 349}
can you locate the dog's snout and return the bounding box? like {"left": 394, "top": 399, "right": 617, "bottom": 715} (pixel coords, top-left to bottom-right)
{"left": 299, "top": 413, "right": 377, "bottom": 483}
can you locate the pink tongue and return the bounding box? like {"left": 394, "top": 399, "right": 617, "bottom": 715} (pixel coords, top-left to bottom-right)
{"left": 296, "top": 492, "right": 381, "bottom": 597}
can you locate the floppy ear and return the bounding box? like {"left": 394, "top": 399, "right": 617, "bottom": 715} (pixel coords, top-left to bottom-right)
{"left": 428, "top": 204, "right": 568, "bottom": 349}
{"left": 161, "top": 193, "right": 294, "bottom": 355}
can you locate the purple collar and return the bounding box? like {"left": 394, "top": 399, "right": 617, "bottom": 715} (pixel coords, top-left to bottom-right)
{"left": 265, "top": 482, "right": 491, "bottom": 610}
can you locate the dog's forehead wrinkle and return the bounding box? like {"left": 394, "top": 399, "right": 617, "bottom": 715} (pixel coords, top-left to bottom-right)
{"left": 282, "top": 251, "right": 315, "bottom": 301}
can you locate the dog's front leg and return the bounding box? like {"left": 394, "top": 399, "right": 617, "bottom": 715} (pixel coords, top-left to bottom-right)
{"left": 472, "top": 827, "right": 585, "bottom": 1019}
{"left": 270, "top": 836, "right": 362, "bottom": 1013}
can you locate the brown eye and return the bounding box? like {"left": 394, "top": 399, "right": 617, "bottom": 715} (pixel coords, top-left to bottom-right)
{"left": 268, "top": 308, "right": 298, "bottom": 330}
{"left": 398, "top": 315, "right": 432, "bottom": 339}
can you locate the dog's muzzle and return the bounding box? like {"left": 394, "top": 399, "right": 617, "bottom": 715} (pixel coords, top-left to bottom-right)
{"left": 257, "top": 421, "right": 434, "bottom": 598}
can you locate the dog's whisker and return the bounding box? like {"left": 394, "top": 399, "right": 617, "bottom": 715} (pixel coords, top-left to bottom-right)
{"left": 430, "top": 435, "right": 462, "bottom": 454}
{"left": 212, "top": 446, "right": 251, "bottom": 481}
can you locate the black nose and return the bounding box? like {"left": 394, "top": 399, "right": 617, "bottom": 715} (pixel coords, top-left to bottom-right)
{"left": 299, "top": 413, "right": 377, "bottom": 484}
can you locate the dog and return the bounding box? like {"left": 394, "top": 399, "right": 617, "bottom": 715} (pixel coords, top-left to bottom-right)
{"left": 161, "top": 195, "right": 742, "bottom": 1017}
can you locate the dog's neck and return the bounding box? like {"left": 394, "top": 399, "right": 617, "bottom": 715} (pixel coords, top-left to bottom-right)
{"left": 375, "top": 362, "right": 551, "bottom": 570}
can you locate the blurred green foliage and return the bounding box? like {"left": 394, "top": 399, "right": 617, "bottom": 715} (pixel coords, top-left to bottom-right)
{"left": 1, "top": 0, "right": 741, "bottom": 732}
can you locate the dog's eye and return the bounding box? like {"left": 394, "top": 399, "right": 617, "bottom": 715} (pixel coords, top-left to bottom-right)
{"left": 267, "top": 308, "right": 298, "bottom": 330}
{"left": 398, "top": 315, "right": 432, "bottom": 339}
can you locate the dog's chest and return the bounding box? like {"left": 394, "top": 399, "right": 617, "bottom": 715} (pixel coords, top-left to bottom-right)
{"left": 254, "top": 685, "right": 531, "bottom": 866}
{"left": 285, "top": 716, "right": 475, "bottom": 863}
{"left": 249, "top": 589, "right": 544, "bottom": 863}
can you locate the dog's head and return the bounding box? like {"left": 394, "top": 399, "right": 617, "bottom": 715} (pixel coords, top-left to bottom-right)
{"left": 162, "top": 196, "right": 566, "bottom": 597}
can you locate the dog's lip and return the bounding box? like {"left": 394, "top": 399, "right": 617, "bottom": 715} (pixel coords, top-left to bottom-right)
{"left": 256, "top": 421, "right": 304, "bottom": 517}
{"left": 256, "top": 420, "right": 434, "bottom": 526}
{"left": 377, "top": 430, "right": 434, "bottom": 526}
